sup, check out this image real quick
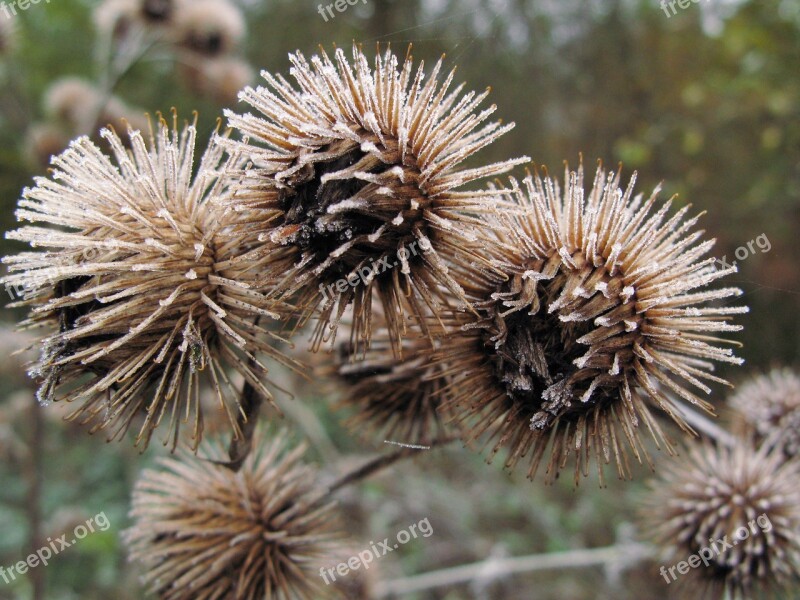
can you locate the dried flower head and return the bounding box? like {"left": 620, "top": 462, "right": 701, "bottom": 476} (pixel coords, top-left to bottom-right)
{"left": 94, "top": 0, "right": 136, "bottom": 38}
{"left": 223, "top": 45, "right": 528, "bottom": 354}
{"left": 729, "top": 369, "right": 800, "bottom": 456}
{"left": 174, "top": 0, "right": 245, "bottom": 56}
{"left": 332, "top": 324, "right": 452, "bottom": 445}
{"left": 180, "top": 55, "right": 254, "bottom": 105}
{"left": 140, "top": 0, "right": 173, "bottom": 23}
{"left": 435, "top": 161, "right": 747, "bottom": 484}
{"left": 93, "top": 0, "right": 172, "bottom": 38}
{"left": 43, "top": 77, "right": 148, "bottom": 138}
{"left": 23, "top": 123, "right": 69, "bottom": 170}
{"left": 641, "top": 442, "right": 800, "bottom": 599}
{"left": 2, "top": 116, "right": 294, "bottom": 450}
{"left": 125, "top": 429, "right": 342, "bottom": 599}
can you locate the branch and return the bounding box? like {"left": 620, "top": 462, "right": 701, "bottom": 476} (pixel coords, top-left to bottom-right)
{"left": 322, "top": 435, "right": 459, "bottom": 498}
{"left": 373, "top": 542, "right": 654, "bottom": 597}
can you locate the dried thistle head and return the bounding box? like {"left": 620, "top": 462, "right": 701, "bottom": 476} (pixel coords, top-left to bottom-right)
{"left": 23, "top": 123, "right": 69, "bottom": 171}
{"left": 729, "top": 369, "right": 800, "bottom": 456}
{"left": 180, "top": 55, "right": 254, "bottom": 105}
{"left": 140, "top": 0, "right": 173, "bottom": 23}
{"left": 331, "top": 323, "right": 453, "bottom": 445}
{"left": 93, "top": 0, "right": 173, "bottom": 39}
{"left": 125, "top": 429, "right": 343, "bottom": 599}
{"left": 173, "top": 0, "right": 245, "bottom": 56}
{"left": 222, "top": 44, "right": 528, "bottom": 354}
{"left": 2, "top": 116, "right": 295, "bottom": 450}
{"left": 43, "top": 77, "right": 148, "bottom": 139}
{"left": 435, "top": 161, "right": 747, "bottom": 484}
{"left": 641, "top": 442, "right": 800, "bottom": 599}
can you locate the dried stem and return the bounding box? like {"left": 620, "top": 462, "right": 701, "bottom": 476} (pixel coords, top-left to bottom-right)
{"left": 224, "top": 380, "right": 261, "bottom": 472}
{"left": 373, "top": 541, "right": 654, "bottom": 597}
{"left": 303, "top": 435, "right": 460, "bottom": 510}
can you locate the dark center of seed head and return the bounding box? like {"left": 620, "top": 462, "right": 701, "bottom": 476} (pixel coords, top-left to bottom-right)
{"left": 487, "top": 272, "right": 612, "bottom": 429}
{"left": 142, "top": 0, "right": 172, "bottom": 21}
{"left": 281, "top": 144, "right": 419, "bottom": 278}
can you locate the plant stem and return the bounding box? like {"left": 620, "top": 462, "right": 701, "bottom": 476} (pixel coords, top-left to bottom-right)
{"left": 314, "top": 435, "right": 459, "bottom": 503}
{"left": 373, "top": 542, "right": 654, "bottom": 597}
{"left": 224, "top": 379, "right": 260, "bottom": 472}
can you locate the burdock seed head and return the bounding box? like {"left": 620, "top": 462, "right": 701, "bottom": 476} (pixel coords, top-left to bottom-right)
{"left": 223, "top": 44, "right": 529, "bottom": 354}
{"left": 173, "top": 0, "right": 245, "bottom": 57}
{"left": 641, "top": 442, "right": 800, "bottom": 599}
{"left": 2, "top": 115, "right": 295, "bottom": 450}
{"left": 332, "top": 324, "right": 453, "bottom": 445}
{"left": 125, "top": 429, "right": 343, "bottom": 599}
{"left": 435, "top": 161, "right": 747, "bottom": 484}
{"left": 729, "top": 368, "right": 800, "bottom": 456}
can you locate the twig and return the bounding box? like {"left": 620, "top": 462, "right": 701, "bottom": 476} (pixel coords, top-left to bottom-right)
{"left": 373, "top": 542, "right": 654, "bottom": 597}
{"left": 224, "top": 380, "right": 261, "bottom": 472}
{"left": 298, "top": 435, "right": 459, "bottom": 512}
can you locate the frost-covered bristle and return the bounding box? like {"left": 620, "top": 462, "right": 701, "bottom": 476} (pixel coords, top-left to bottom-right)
{"left": 1, "top": 116, "right": 296, "bottom": 451}
{"left": 221, "top": 44, "right": 529, "bottom": 356}
{"left": 434, "top": 160, "right": 747, "bottom": 485}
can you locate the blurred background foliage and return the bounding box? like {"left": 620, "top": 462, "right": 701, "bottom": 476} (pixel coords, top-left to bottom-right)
{"left": 0, "top": 0, "right": 797, "bottom": 598}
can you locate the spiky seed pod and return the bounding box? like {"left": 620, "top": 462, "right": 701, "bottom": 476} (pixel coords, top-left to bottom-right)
{"left": 23, "top": 123, "right": 69, "bottom": 170}
{"left": 125, "top": 430, "right": 343, "bottom": 600}
{"left": 43, "top": 77, "right": 148, "bottom": 139}
{"left": 93, "top": 0, "right": 138, "bottom": 39}
{"left": 729, "top": 369, "right": 800, "bottom": 456}
{"left": 434, "top": 162, "right": 747, "bottom": 484}
{"left": 140, "top": 0, "right": 173, "bottom": 22}
{"left": 332, "top": 324, "right": 453, "bottom": 445}
{"left": 173, "top": 0, "right": 245, "bottom": 56}
{"left": 1, "top": 117, "right": 296, "bottom": 450}
{"left": 44, "top": 78, "right": 101, "bottom": 130}
{"left": 222, "top": 45, "right": 529, "bottom": 355}
{"left": 94, "top": 0, "right": 174, "bottom": 38}
{"left": 179, "top": 56, "right": 255, "bottom": 105}
{"left": 641, "top": 442, "right": 800, "bottom": 599}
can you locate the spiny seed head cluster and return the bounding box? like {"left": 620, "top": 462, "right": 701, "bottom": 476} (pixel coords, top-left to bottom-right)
{"left": 2, "top": 117, "right": 293, "bottom": 450}
{"left": 729, "top": 369, "right": 800, "bottom": 456}
{"left": 222, "top": 44, "right": 528, "bottom": 355}
{"left": 641, "top": 443, "right": 800, "bottom": 599}
{"left": 125, "top": 430, "right": 342, "bottom": 600}
{"left": 433, "top": 162, "right": 747, "bottom": 484}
